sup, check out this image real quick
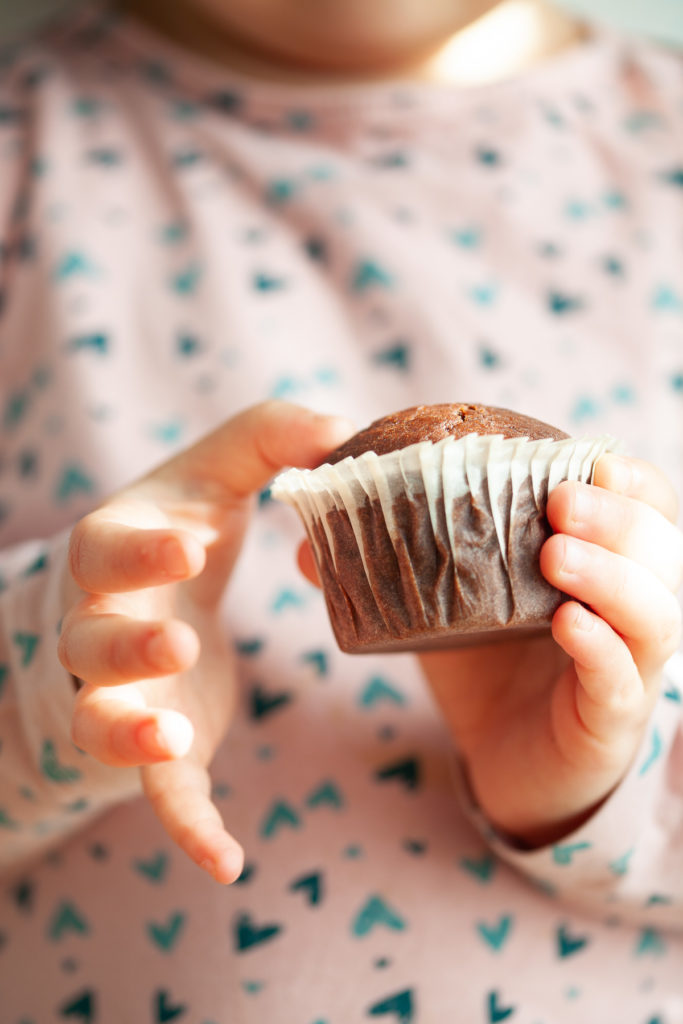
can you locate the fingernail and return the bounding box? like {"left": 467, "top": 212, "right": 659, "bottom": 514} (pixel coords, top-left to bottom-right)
{"left": 558, "top": 537, "right": 586, "bottom": 576}
{"left": 570, "top": 485, "right": 593, "bottom": 525}
{"left": 329, "top": 415, "right": 356, "bottom": 432}
{"left": 137, "top": 719, "right": 169, "bottom": 757}
{"left": 161, "top": 537, "right": 188, "bottom": 578}
{"left": 159, "top": 711, "right": 193, "bottom": 756}
{"left": 308, "top": 406, "right": 352, "bottom": 427}
{"left": 138, "top": 712, "right": 193, "bottom": 758}
{"left": 145, "top": 630, "right": 177, "bottom": 672}
{"left": 213, "top": 846, "right": 244, "bottom": 884}
{"left": 602, "top": 455, "right": 636, "bottom": 493}
{"left": 573, "top": 603, "right": 595, "bottom": 632}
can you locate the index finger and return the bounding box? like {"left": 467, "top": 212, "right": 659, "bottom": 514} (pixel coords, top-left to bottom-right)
{"left": 593, "top": 454, "right": 679, "bottom": 524}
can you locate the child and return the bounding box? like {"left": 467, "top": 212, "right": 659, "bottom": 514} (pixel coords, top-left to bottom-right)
{"left": 1, "top": 0, "right": 682, "bottom": 1020}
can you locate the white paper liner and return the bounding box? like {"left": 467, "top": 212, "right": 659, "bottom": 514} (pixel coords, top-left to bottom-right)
{"left": 272, "top": 433, "right": 622, "bottom": 652}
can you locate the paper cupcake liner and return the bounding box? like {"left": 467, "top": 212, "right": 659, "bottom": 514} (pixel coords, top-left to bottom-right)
{"left": 272, "top": 433, "right": 621, "bottom": 653}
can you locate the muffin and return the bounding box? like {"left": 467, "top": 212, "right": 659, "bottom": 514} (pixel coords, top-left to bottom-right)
{"left": 272, "top": 403, "right": 618, "bottom": 653}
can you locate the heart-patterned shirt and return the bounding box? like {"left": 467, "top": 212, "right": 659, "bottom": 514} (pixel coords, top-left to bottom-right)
{"left": 0, "top": 5, "right": 682, "bottom": 1023}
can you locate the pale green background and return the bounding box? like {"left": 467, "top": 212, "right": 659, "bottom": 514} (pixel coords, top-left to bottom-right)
{"left": 0, "top": 0, "right": 681, "bottom": 47}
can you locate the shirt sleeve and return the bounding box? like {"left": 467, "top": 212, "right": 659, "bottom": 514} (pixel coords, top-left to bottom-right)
{"left": 453, "top": 654, "right": 683, "bottom": 932}
{"left": 0, "top": 529, "right": 141, "bottom": 878}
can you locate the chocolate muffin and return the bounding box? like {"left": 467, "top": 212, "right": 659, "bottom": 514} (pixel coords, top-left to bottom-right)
{"left": 327, "top": 404, "right": 568, "bottom": 462}
{"left": 272, "top": 403, "right": 618, "bottom": 654}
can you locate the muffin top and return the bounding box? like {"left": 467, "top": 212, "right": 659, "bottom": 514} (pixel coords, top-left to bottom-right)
{"left": 326, "top": 403, "right": 569, "bottom": 464}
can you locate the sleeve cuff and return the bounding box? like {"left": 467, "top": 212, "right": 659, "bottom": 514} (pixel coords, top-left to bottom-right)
{"left": 0, "top": 529, "right": 141, "bottom": 872}
{"left": 451, "top": 655, "right": 683, "bottom": 926}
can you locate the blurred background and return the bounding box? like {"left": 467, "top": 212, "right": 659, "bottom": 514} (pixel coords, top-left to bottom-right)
{"left": 0, "top": 0, "right": 682, "bottom": 47}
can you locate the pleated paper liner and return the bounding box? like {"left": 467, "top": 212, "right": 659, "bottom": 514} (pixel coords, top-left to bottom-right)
{"left": 272, "top": 433, "right": 621, "bottom": 653}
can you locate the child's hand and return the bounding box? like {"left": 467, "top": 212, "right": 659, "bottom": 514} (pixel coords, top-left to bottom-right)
{"left": 418, "top": 455, "right": 683, "bottom": 846}
{"left": 296, "top": 454, "right": 683, "bottom": 846}
{"left": 57, "top": 402, "right": 352, "bottom": 882}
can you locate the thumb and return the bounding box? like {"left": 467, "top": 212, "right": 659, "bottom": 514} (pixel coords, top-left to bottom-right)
{"left": 160, "top": 400, "right": 354, "bottom": 501}
{"left": 169, "top": 402, "right": 353, "bottom": 605}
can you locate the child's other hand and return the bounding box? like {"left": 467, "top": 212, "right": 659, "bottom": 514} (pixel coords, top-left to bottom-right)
{"left": 57, "top": 402, "right": 353, "bottom": 882}
{"left": 418, "top": 454, "right": 683, "bottom": 846}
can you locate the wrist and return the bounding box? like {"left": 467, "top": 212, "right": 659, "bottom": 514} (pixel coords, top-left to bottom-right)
{"left": 459, "top": 750, "right": 629, "bottom": 851}
{"left": 485, "top": 799, "right": 609, "bottom": 850}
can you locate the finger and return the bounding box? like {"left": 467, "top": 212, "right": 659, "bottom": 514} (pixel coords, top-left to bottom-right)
{"left": 297, "top": 539, "right": 321, "bottom": 587}
{"left": 165, "top": 401, "right": 355, "bottom": 501}
{"left": 69, "top": 516, "right": 206, "bottom": 594}
{"left": 142, "top": 758, "right": 244, "bottom": 884}
{"left": 58, "top": 604, "right": 200, "bottom": 686}
{"left": 541, "top": 535, "right": 682, "bottom": 676}
{"left": 593, "top": 454, "right": 679, "bottom": 524}
{"left": 71, "top": 685, "right": 194, "bottom": 766}
{"left": 550, "top": 601, "right": 648, "bottom": 748}
{"left": 547, "top": 481, "right": 683, "bottom": 592}
{"left": 171, "top": 403, "right": 354, "bottom": 608}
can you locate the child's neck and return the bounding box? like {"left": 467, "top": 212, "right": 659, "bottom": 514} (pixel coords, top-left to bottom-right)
{"left": 118, "top": 0, "right": 588, "bottom": 87}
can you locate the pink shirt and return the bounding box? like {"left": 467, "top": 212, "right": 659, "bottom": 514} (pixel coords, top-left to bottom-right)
{"left": 1, "top": 5, "right": 682, "bottom": 1022}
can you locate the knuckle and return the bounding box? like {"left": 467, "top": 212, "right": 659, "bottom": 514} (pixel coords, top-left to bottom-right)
{"left": 602, "top": 674, "right": 641, "bottom": 719}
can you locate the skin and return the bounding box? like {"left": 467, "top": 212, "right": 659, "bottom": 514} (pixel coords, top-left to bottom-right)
{"left": 117, "top": 0, "right": 586, "bottom": 84}
{"left": 59, "top": 403, "right": 355, "bottom": 882}
{"left": 360, "top": 458, "right": 683, "bottom": 845}
{"left": 58, "top": 2, "right": 683, "bottom": 878}
{"left": 59, "top": 402, "right": 683, "bottom": 879}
